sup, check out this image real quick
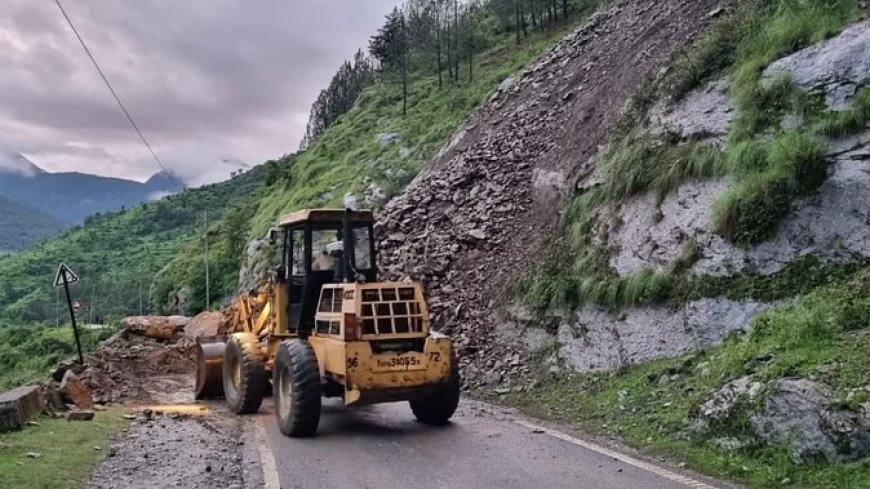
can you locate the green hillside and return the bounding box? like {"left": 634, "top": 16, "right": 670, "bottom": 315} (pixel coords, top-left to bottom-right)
{"left": 0, "top": 196, "right": 66, "bottom": 254}
{"left": 0, "top": 166, "right": 267, "bottom": 323}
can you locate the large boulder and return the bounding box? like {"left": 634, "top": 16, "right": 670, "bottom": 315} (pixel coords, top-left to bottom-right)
{"left": 751, "top": 378, "right": 870, "bottom": 464}
{"left": 0, "top": 385, "right": 44, "bottom": 433}
{"left": 122, "top": 315, "right": 190, "bottom": 340}
{"left": 698, "top": 377, "right": 870, "bottom": 464}
{"left": 60, "top": 370, "right": 94, "bottom": 410}
{"left": 184, "top": 311, "right": 227, "bottom": 340}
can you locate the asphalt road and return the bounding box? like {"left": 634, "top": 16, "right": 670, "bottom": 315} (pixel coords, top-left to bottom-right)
{"left": 251, "top": 399, "right": 728, "bottom": 489}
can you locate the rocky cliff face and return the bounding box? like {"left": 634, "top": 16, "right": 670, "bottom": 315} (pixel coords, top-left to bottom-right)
{"left": 376, "top": 0, "right": 735, "bottom": 386}
{"left": 527, "top": 18, "right": 870, "bottom": 375}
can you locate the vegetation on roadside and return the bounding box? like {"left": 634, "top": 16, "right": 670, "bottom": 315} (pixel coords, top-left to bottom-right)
{"left": 0, "top": 324, "right": 116, "bottom": 391}
{"left": 515, "top": 0, "right": 867, "bottom": 312}
{"left": 501, "top": 266, "right": 870, "bottom": 488}
{"left": 0, "top": 408, "right": 127, "bottom": 489}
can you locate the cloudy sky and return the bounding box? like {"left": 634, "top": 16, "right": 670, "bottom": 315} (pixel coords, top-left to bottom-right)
{"left": 0, "top": 0, "right": 398, "bottom": 185}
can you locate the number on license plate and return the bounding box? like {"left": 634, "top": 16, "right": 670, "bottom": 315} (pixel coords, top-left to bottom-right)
{"left": 375, "top": 355, "right": 421, "bottom": 371}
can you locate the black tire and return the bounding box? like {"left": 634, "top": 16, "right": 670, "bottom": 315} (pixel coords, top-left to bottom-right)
{"left": 223, "top": 333, "right": 267, "bottom": 414}
{"left": 410, "top": 355, "right": 461, "bottom": 425}
{"left": 273, "top": 340, "right": 321, "bottom": 437}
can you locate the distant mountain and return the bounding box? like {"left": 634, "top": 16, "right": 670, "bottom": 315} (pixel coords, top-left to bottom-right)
{"left": 0, "top": 152, "right": 185, "bottom": 225}
{"left": 0, "top": 196, "right": 66, "bottom": 253}
{"left": 0, "top": 149, "right": 44, "bottom": 177}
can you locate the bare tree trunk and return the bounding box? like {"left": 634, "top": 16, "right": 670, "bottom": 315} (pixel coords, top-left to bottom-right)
{"left": 436, "top": 26, "right": 443, "bottom": 89}
{"left": 446, "top": 16, "right": 453, "bottom": 81}
{"left": 466, "top": 6, "right": 473, "bottom": 83}
{"left": 520, "top": 0, "right": 527, "bottom": 37}
{"left": 453, "top": 0, "right": 460, "bottom": 82}
{"left": 515, "top": 0, "right": 521, "bottom": 44}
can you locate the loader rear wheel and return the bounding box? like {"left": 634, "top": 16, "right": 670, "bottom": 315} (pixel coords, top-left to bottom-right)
{"left": 410, "top": 356, "right": 461, "bottom": 425}
{"left": 223, "top": 333, "right": 267, "bottom": 414}
{"left": 273, "top": 339, "right": 321, "bottom": 437}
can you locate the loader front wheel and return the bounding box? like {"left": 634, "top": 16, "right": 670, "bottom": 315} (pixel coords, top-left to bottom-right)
{"left": 410, "top": 356, "right": 461, "bottom": 425}
{"left": 273, "top": 340, "right": 321, "bottom": 437}
{"left": 223, "top": 333, "right": 267, "bottom": 414}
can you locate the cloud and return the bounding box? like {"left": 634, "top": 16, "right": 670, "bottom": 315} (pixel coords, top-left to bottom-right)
{"left": 0, "top": 0, "right": 398, "bottom": 184}
{"left": 0, "top": 149, "right": 41, "bottom": 176}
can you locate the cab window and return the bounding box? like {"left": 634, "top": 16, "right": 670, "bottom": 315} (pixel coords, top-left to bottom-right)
{"left": 290, "top": 228, "right": 305, "bottom": 276}
{"left": 353, "top": 226, "right": 373, "bottom": 270}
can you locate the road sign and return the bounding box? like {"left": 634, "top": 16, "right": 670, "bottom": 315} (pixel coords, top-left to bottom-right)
{"left": 53, "top": 262, "right": 84, "bottom": 364}
{"left": 54, "top": 263, "right": 80, "bottom": 287}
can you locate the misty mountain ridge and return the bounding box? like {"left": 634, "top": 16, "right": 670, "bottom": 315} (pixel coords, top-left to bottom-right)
{"left": 0, "top": 151, "right": 186, "bottom": 231}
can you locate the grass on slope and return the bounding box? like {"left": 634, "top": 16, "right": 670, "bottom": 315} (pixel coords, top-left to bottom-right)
{"left": 515, "top": 0, "right": 866, "bottom": 312}
{"left": 0, "top": 408, "right": 127, "bottom": 489}
{"left": 501, "top": 266, "right": 870, "bottom": 488}
{"left": 250, "top": 20, "right": 595, "bottom": 235}
{"left": 0, "top": 324, "right": 116, "bottom": 391}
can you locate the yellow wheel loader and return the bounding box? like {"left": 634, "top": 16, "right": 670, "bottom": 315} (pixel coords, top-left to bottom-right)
{"left": 194, "top": 208, "right": 460, "bottom": 436}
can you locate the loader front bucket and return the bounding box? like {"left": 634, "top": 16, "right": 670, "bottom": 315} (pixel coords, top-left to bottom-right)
{"left": 194, "top": 338, "right": 227, "bottom": 399}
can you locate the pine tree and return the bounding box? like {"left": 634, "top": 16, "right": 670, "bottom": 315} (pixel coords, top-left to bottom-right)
{"left": 370, "top": 8, "right": 409, "bottom": 115}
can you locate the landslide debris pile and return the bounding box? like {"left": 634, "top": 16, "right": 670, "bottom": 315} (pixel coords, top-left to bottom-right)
{"left": 49, "top": 313, "right": 227, "bottom": 405}
{"left": 377, "top": 0, "right": 732, "bottom": 387}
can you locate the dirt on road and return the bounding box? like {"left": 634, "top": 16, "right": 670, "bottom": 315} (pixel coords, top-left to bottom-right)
{"left": 88, "top": 403, "right": 264, "bottom": 489}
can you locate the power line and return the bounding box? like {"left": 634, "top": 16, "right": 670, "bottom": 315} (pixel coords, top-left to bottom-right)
{"left": 52, "top": 0, "right": 168, "bottom": 175}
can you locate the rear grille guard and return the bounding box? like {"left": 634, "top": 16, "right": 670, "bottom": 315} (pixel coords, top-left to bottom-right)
{"left": 360, "top": 286, "right": 425, "bottom": 335}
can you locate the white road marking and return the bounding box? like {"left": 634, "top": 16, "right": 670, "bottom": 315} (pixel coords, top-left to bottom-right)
{"left": 514, "top": 419, "right": 722, "bottom": 489}
{"left": 252, "top": 419, "right": 281, "bottom": 489}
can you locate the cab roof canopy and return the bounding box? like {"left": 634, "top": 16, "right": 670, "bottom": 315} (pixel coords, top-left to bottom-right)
{"left": 278, "top": 208, "right": 374, "bottom": 227}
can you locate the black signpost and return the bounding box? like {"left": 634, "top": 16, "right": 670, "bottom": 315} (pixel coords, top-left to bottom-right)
{"left": 54, "top": 263, "right": 84, "bottom": 364}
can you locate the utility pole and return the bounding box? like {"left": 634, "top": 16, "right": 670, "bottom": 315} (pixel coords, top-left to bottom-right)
{"left": 88, "top": 283, "right": 96, "bottom": 324}
{"left": 138, "top": 277, "right": 143, "bottom": 315}
{"left": 204, "top": 210, "right": 210, "bottom": 311}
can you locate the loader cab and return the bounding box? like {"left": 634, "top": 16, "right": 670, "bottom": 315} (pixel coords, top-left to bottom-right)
{"left": 277, "top": 209, "right": 377, "bottom": 334}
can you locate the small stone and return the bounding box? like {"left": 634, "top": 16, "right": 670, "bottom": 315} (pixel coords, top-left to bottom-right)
{"left": 706, "top": 7, "right": 725, "bottom": 18}
{"left": 468, "top": 229, "right": 487, "bottom": 241}
{"left": 25, "top": 452, "right": 41, "bottom": 459}
{"left": 67, "top": 410, "right": 95, "bottom": 421}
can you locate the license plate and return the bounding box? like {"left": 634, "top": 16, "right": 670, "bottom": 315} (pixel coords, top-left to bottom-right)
{"left": 373, "top": 354, "right": 425, "bottom": 372}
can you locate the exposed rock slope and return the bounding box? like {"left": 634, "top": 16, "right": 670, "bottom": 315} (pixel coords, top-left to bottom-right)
{"left": 377, "top": 0, "right": 735, "bottom": 385}
{"left": 505, "top": 19, "right": 870, "bottom": 375}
